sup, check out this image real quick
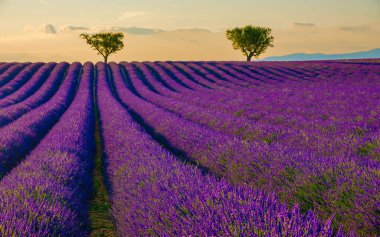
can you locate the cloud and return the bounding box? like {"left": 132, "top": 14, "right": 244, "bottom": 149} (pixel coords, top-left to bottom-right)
{"left": 293, "top": 22, "right": 316, "bottom": 27}
{"left": 25, "top": 24, "right": 163, "bottom": 35}
{"left": 172, "top": 28, "right": 212, "bottom": 33}
{"left": 118, "top": 11, "right": 150, "bottom": 21}
{"left": 291, "top": 22, "right": 318, "bottom": 33}
{"left": 59, "top": 25, "right": 90, "bottom": 33}
{"left": 339, "top": 22, "right": 380, "bottom": 32}
{"left": 23, "top": 24, "right": 35, "bottom": 33}
{"left": 340, "top": 24, "right": 371, "bottom": 32}
{"left": 24, "top": 24, "right": 56, "bottom": 34}
{"left": 122, "top": 27, "right": 164, "bottom": 35}
{"left": 91, "top": 26, "right": 164, "bottom": 35}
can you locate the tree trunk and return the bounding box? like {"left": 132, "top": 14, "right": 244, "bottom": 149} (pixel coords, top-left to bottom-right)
{"left": 104, "top": 56, "right": 108, "bottom": 64}
{"left": 246, "top": 52, "right": 254, "bottom": 62}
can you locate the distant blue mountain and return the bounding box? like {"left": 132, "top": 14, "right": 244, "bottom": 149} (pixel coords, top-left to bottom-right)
{"left": 263, "top": 48, "right": 380, "bottom": 61}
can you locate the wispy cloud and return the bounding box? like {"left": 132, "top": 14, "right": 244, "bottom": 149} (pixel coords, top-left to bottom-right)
{"left": 340, "top": 24, "right": 371, "bottom": 32}
{"left": 28, "top": 24, "right": 165, "bottom": 35}
{"left": 23, "top": 24, "right": 56, "bottom": 34}
{"left": 293, "top": 22, "right": 316, "bottom": 27}
{"left": 59, "top": 25, "right": 90, "bottom": 33}
{"left": 91, "top": 26, "right": 164, "bottom": 35}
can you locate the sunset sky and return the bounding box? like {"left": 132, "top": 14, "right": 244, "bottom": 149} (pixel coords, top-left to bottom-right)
{"left": 0, "top": 0, "right": 379, "bottom": 61}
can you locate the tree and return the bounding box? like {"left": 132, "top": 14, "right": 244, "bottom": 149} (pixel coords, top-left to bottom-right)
{"left": 226, "top": 25, "right": 274, "bottom": 61}
{"left": 80, "top": 32, "right": 124, "bottom": 64}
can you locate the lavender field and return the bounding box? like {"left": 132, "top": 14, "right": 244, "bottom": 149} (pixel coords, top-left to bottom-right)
{"left": 0, "top": 60, "right": 379, "bottom": 236}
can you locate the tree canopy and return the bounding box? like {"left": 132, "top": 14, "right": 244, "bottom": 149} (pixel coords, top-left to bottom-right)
{"left": 80, "top": 32, "right": 124, "bottom": 64}
{"left": 226, "top": 25, "right": 274, "bottom": 61}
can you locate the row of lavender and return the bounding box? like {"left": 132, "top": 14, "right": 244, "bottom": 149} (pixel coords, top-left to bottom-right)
{"left": 0, "top": 62, "right": 94, "bottom": 235}
{"left": 0, "top": 61, "right": 378, "bottom": 235}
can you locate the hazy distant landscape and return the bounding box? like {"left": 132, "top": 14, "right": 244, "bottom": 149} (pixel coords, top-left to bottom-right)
{"left": 263, "top": 48, "right": 380, "bottom": 61}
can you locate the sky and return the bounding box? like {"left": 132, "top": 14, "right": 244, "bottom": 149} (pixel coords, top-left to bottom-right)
{"left": 0, "top": 0, "right": 379, "bottom": 61}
